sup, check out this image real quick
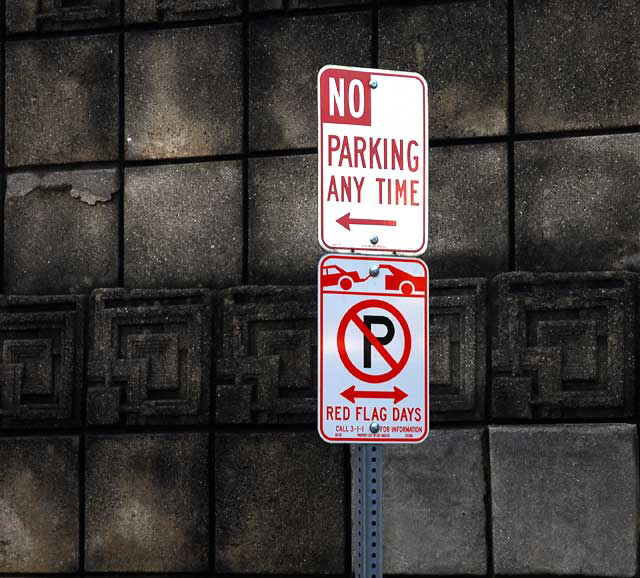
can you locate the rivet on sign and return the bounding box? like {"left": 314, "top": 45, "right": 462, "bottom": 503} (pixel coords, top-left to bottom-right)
{"left": 369, "top": 265, "right": 379, "bottom": 277}
{"left": 370, "top": 234, "right": 379, "bottom": 245}
{"left": 370, "top": 422, "right": 380, "bottom": 433}
{"left": 370, "top": 79, "right": 378, "bottom": 89}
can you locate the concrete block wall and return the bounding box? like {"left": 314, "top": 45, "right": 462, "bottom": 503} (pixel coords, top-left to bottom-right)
{"left": 0, "top": 0, "right": 640, "bottom": 575}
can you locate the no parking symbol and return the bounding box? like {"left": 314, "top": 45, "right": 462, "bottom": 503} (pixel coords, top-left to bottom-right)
{"left": 337, "top": 299, "right": 411, "bottom": 384}
{"left": 318, "top": 254, "right": 428, "bottom": 443}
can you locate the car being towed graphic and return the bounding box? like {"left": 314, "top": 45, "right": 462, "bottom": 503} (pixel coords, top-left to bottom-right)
{"left": 379, "top": 264, "right": 426, "bottom": 295}
{"left": 320, "top": 263, "right": 425, "bottom": 295}
{"left": 320, "top": 265, "right": 369, "bottom": 290}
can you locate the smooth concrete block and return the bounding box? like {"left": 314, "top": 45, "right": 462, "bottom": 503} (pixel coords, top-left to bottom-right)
{"left": 215, "top": 432, "right": 345, "bottom": 573}
{"left": 383, "top": 428, "right": 487, "bottom": 574}
{"left": 515, "top": 0, "right": 640, "bottom": 132}
{"left": 515, "top": 135, "right": 640, "bottom": 272}
{"left": 85, "top": 433, "right": 209, "bottom": 571}
{"left": 490, "top": 424, "right": 638, "bottom": 575}
{"left": 124, "top": 161, "right": 243, "bottom": 288}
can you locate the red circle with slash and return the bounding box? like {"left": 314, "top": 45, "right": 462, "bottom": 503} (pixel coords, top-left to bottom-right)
{"left": 337, "top": 299, "right": 411, "bottom": 384}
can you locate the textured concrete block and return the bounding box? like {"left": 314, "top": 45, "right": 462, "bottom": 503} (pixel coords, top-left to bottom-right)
{"left": 249, "top": 0, "right": 366, "bottom": 10}
{"left": 515, "top": 0, "right": 640, "bottom": 132}
{"left": 4, "top": 168, "right": 119, "bottom": 294}
{"left": 426, "top": 143, "right": 508, "bottom": 277}
{"left": 125, "top": 25, "right": 242, "bottom": 160}
{"left": 380, "top": 0, "right": 508, "bottom": 139}
{"left": 7, "top": 0, "right": 119, "bottom": 33}
{"left": 216, "top": 285, "right": 316, "bottom": 424}
{"left": 0, "top": 296, "right": 85, "bottom": 428}
{"left": 491, "top": 272, "right": 636, "bottom": 419}
{"left": 248, "top": 155, "right": 322, "bottom": 283}
{"left": 215, "top": 432, "right": 345, "bottom": 573}
{"left": 430, "top": 279, "right": 486, "bottom": 421}
{"left": 249, "top": 12, "right": 371, "bottom": 150}
{"left": 126, "top": 0, "right": 240, "bottom": 23}
{"left": 0, "top": 436, "right": 79, "bottom": 571}
{"left": 88, "top": 289, "right": 211, "bottom": 425}
{"left": 383, "top": 429, "right": 487, "bottom": 574}
{"left": 85, "top": 433, "right": 209, "bottom": 571}
{"left": 6, "top": 36, "right": 118, "bottom": 166}
{"left": 515, "top": 135, "right": 640, "bottom": 272}
{"left": 490, "top": 425, "right": 638, "bottom": 576}
{"left": 124, "top": 161, "right": 242, "bottom": 287}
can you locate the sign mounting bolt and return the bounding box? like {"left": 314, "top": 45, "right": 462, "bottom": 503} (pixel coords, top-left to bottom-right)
{"left": 370, "top": 422, "right": 380, "bottom": 433}
{"left": 370, "top": 234, "right": 379, "bottom": 245}
{"left": 369, "top": 265, "right": 379, "bottom": 277}
{"left": 370, "top": 79, "right": 378, "bottom": 89}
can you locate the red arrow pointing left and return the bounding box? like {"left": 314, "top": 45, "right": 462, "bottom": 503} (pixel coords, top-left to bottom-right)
{"left": 341, "top": 385, "right": 408, "bottom": 404}
{"left": 337, "top": 212, "right": 397, "bottom": 231}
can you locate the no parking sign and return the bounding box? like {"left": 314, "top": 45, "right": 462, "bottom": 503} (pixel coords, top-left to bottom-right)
{"left": 318, "top": 254, "right": 428, "bottom": 443}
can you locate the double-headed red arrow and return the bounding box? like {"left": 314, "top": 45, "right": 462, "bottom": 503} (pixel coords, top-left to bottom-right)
{"left": 341, "top": 385, "right": 408, "bottom": 404}
{"left": 337, "top": 212, "right": 397, "bottom": 231}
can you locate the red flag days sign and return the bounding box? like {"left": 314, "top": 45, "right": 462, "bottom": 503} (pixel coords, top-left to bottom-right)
{"left": 318, "top": 254, "right": 429, "bottom": 443}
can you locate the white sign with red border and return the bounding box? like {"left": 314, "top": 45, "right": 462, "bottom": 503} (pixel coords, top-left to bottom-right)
{"left": 318, "top": 254, "right": 428, "bottom": 443}
{"left": 318, "top": 65, "right": 428, "bottom": 255}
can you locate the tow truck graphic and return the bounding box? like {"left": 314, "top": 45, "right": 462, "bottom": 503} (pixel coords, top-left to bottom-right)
{"left": 321, "top": 263, "right": 425, "bottom": 295}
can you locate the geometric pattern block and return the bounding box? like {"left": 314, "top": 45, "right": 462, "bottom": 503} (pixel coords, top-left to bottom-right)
{"left": 490, "top": 424, "right": 638, "bottom": 576}
{"left": 491, "top": 272, "right": 637, "bottom": 419}
{"left": 0, "top": 295, "right": 85, "bottom": 428}
{"left": 36, "top": 0, "right": 119, "bottom": 28}
{"left": 156, "top": 0, "right": 240, "bottom": 19}
{"left": 85, "top": 433, "right": 209, "bottom": 571}
{"left": 215, "top": 286, "right": 316, "bottom": 424}
{"left": 6, "top": 0, "right": 119, "bottom": 33}
{"left": 125, "top": 0, "right": 240, "bottom": 23}
{"left": 87, "top": 288, "right": 211, "bottom": 425}
{"left": 430, "top": 278, "right": 487, "bottom": 421}
{"left": 249, "top": 0, "right": 367, "bottom": 10}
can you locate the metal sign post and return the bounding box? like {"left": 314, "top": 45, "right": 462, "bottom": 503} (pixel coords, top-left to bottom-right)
{"left": 317, "top": 64, "right": 429, "bottom": 578}
{"left": 354, "top": 445, "right": 383, "bottom": 578}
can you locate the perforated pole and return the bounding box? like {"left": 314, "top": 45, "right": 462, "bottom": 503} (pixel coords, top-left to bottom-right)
{"left": 354, "top": 444, "right": 383, "bottom": 578}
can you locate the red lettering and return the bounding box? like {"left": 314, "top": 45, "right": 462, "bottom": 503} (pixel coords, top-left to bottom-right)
{"left": 369, "top": 137, "right": 381, "bottom": 169}
{"left": 354, "top": 136, "right": 366, "bottom": 168}
{"left": 339, "top": 137, "right": 352, "bottom": 167}
{"left": 340, "top": 176, "right": 352, "bottom": 202}
{"left": 326, "top": 176, "right": 339, "bottom": 201}
{"left": 354, "top": 177, "right": 364, "bottom": 203}
{"left": 408, "top": 140, "right": 419, "bottom": 171}
{"left": 395, "top": 179, "right": 407, "bottom": 205}
{"left": 410, "top": 180, "right": 419, "bottom": 206}
{"left": 328, "top": 134, "right": 340, "bottom": 166}
{"left": 391, "top": 139, "right": 404, "bottom": 170}
{"left": 376, "top": 177, "right": 386, "bottom": 204}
